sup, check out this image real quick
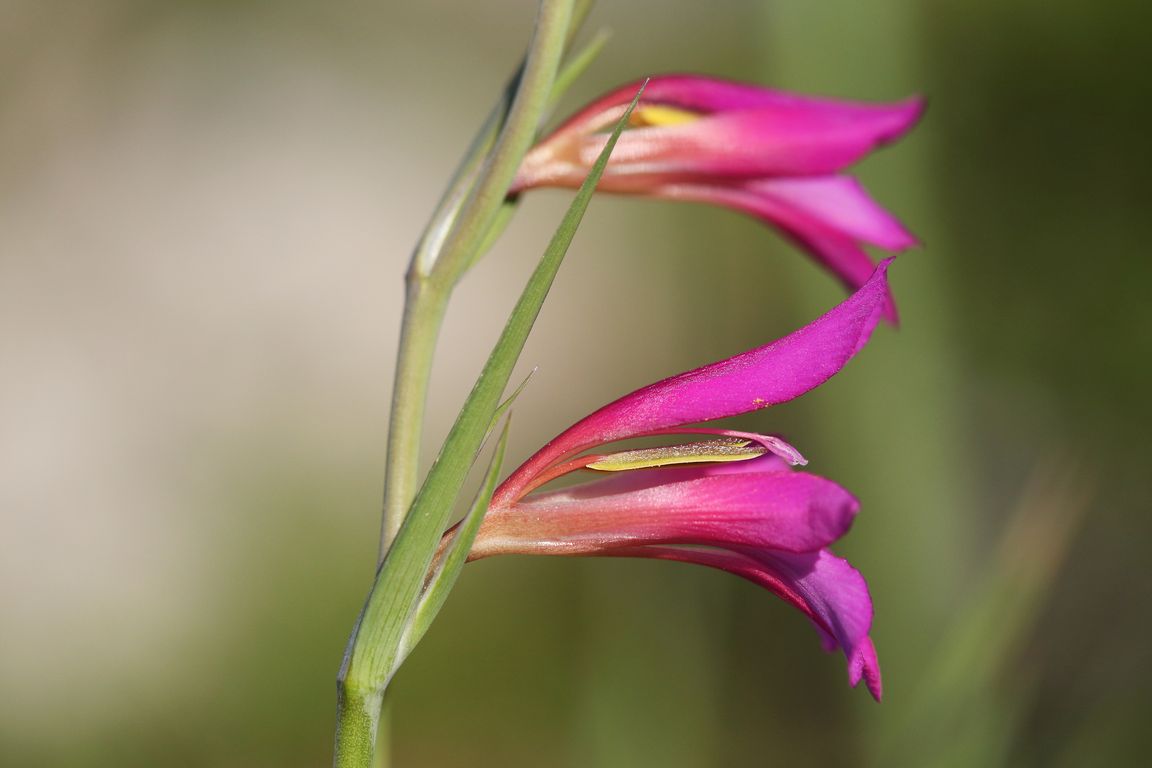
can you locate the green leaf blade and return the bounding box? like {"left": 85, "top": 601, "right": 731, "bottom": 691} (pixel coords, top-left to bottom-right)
{"left": 395, "top": 417, "right": 512, "bottom": 665}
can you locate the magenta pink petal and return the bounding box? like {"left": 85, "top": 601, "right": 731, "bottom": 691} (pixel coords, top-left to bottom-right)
{"left": 574, "top": 74, "right": 921, "bottom": 123}
{"left": 747, "top": 177, "right": 918, "bottom": 250}
{"left": 510, "top": 74, "right": 918, "bottom": 329}
{"left": 475, "top": 471, "right": 858, "bottom": 558}
{"left": 497, "top": 261, "right": 891, "bottom": 501}
{"left": 849, "top": 638, "right": 883, "bottom": 700}
{"left": 513, "top": 76, "right": 923, "bottom": 195}
{"left": 578, "top": 103, "right": 924, "bottom": 181}
{"left": 576, "top": 75, "right": 818, "bottom": 114}
{"left": 620, "top": 545, "right": 881, "bottom": 700}
{"left": 519, "top": 453, "right": 797, "bottom": 503}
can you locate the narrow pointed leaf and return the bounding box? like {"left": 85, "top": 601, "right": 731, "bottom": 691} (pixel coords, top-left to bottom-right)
{"left": 394, "top": 418, "right": 511, "bottom": 666}
{"left": 491, "top": 367, "right": 537, "bottom": 429}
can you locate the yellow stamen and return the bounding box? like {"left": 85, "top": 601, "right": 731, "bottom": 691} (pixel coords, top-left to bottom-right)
{"left": 586, "top": 437, "right": 767, "bottom": 472}
{"left": 631, "top": 105, "right": 700, "bottom": 128}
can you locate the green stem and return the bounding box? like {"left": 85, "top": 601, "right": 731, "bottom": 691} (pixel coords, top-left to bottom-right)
{"left": 377, "top": 0, "right": 579, "bottom": 560}
{"left": 414, "top": 0, "right": 575, "bottom": 286}
{"left": 377, "top": 280, "right": 449, "bottom": 560}
{"left": 333, "top": 684, "right": 383, "bottom": 768}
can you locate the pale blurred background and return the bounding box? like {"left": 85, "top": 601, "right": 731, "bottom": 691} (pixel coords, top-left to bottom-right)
{"left": 2, "top": 1, "right": 1150, "bottom": 766}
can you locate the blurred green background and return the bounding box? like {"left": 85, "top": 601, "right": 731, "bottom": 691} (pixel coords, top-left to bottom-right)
{"left": 2, "top": 1, "right": 1149, "bottom": 766}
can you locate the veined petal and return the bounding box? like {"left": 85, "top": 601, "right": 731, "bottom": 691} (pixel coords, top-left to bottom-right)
{"left": 747, "top": 177, "right": 918, "bottom": 250}
{"left": 619, "top": 545, "right": 881, "bottom": 700}
{"left": 627, "top": 75, "right": 919, "bottom": 122}
{"left": 572, "top": 101, "right": 924, "bottom": 182}
{"left": 473, "top": 471, "right": 858, "bottom": 557}
{"left": 512, "top": 75, "right": 923, "bottom": 194}
{"left": 496, "top": 262, "right": 891, "bottom": 501}
{"left": 549, "top": 74, "right": 921, "bottom": 132}
{"left": 509, "top": 454, "right": 795, "bottom": 507}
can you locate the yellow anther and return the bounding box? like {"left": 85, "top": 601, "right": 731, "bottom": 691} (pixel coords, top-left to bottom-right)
{"left": 587, "top": 437, "right": 766, "bottom": 472}
{"left": 631, "top": 105, "right": 701, "bottom": 128}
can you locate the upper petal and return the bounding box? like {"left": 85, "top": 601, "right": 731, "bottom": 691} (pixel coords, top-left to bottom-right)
{"left": 513, "top": 75, "right": 923, "bottom": 194}
{"left": 564, "top": 74, "right": 921, "bottom": 124}
{"left": 573, "top": 100, "right": 924, "bottom": 182}
{"left": 497, "top": 261, "right": 891, "bottom": 501}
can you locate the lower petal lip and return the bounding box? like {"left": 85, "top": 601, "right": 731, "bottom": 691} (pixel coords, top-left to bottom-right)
{"left": 600, "top": 544, "right": 881, "bottom": 700}
{"left": 477, "top": 470, "right": 859, "bottom": 558}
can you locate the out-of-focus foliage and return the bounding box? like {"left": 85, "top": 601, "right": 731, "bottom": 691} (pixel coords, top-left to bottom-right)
{"left": 1, "top": 1, "right": 1149, "bottom": 766}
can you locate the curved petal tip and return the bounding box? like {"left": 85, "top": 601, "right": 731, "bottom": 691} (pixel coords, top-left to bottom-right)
{"left": 848, "top": 637, "right": 883, "bottom": 701}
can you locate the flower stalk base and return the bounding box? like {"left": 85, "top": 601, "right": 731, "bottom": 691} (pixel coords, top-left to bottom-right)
{"left": 334, "top": 685, "right": 383, "bottom": 768}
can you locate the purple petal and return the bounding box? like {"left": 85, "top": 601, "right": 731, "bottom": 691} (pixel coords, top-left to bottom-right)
{"left": 620, "top": 545, "right": 881, "bottom": 700}
{"left": 747, "top": 177, "right": 918, "bottom": 250}
{"left": 582, "top": 75, "right": 921, "bottom": 123}
{"left": 513, "top": 75, "right": 923, "bottom": 194}
{"left": 578, "top": 102, "right": 924, "bottom": 181}
{"left": 497, "top": 261, "right": 891, "bottom": 501}
{"left": 522, "top": 453, "right": 797, "bottom": 502}
{"left": 848, "top": 637, "right": 883, "bottom": 701}
{"left": 475, "top": 471, "right": 858, "bottom": 557}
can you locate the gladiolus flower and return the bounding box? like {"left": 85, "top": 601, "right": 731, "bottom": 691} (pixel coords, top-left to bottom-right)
{"left": 511, "top": 75, "right": 922, "bottom": 322}
{"left": 442, "top": 261, "right": 896, "bottom": 700}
